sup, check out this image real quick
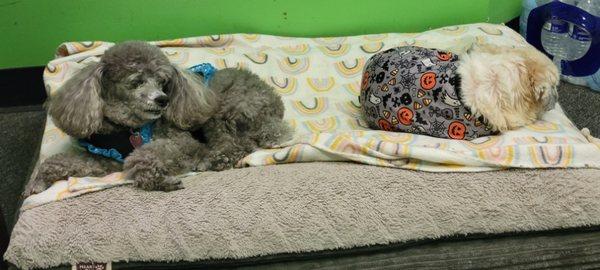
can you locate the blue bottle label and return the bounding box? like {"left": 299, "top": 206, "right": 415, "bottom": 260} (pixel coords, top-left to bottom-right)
{"left": 570, "top": 25, "right": 591, "bottom": 41}
{"left": 545, "top": 20, "right": 569, "bottom": 33}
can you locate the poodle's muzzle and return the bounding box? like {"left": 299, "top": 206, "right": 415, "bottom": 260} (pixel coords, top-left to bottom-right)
{"left": 148, "top": 91, "right": 169, "bottom": 108}
{"left": 138, "top": 80, "right": 170, "bottom": 117}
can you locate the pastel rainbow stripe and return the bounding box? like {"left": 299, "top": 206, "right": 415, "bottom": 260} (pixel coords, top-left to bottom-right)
{"left": 278, "top": 57, "right": 310, "bottom": 75}
{"left": 56, "top": 188, "right": 75, "bottom": 200}
{"left": 44, "top": 63, "right": 68, "bottom": 84}
{"left": 476, "top": 146, "right": 515, "bottom": 165}
{"left": 335, "top": 101, "right": 361, "bottom": 117}
{"left": 463, "top": 136, "right": 503, "bottom": 150}
{"left": 267, "top": 145, "right": 304, "bottom": 163}
{"left": 164, "top": 50, "right": 190, "bottom": 65}
{"left": 242, "top": 34, "right": 260, "bottom": 42}
{"left": 343, "top": 82, "right": 361, "bottom": 96}
{"left": 154, "top": 39, "right": 185, "bottom": 46}
{"left": 512, "top": 136, "right": 568, "bottom": 145}
{"left": 398, "top": 38, "right": 426, "bottom": 47}
{"left": 418, "top": 142, "right": 449, "bottom": 150}
{"left": 306, "top": 77, "right": 336, "bottom": 92}
{"left": 244, "top": 52, "right": 269, "bottom": 64}
{"left": 327, "top": 134, "right": 371, "bottom": 155}
{"left": 478, "top": 25, "right": 504, "bottom": 36}
{"left": 65, "top": 41, "right": 103, "bottom": 54}
{"left": 378, "top": 133, "right": 415, "bottom": 144}
{"left": 197, "top": 35, "right": 234, "bottom": 47}
{"left": 437, "top": 25, "right": 469, "bottom": 36}
{"left": 214, "top": 59, "right": 247, "bottom": 69}
{"left": 360, "top": 42, "right": 385, "bottom": 54}
{"left": 206, "top": 47, "right": 235, "bottom": 56}
{"left": 281, "top": 44, "right": 310, "bottom": 55}
{"left": 349, "top": 130, "right": 367, "bottom": 138}
{"left": 318, "top": 44, "right": 350, "bottom": 57}
{"left": 437, "top": 161, "right": 468, "bottom": 169}
{"left": 525, "top": 121, "right": 562, "bottom": 133}
{"left": 347, "top": 118, "right": 370, "bottom": 130}
{"left": 270, "top": 77, "right": 297, "bottom": 95}
{"left": 291, "top": 97, "right": 328, "bottom": 115}
{"left": 314, "top": 37, "right": 347, "bottom": 45}
{"left": 529, "top": 145, "right": 573, "bottom": 167}
{"left": 302, "top": 116, "right": 339, "bottom": 133}
{"left": 335, "top": 57, "right": 366, "bottom": 78}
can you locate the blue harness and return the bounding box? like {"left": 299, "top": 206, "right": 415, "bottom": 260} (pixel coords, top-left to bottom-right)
{"left": 188, "top": 63, "right": 217, "bottom": 84}
{"left": 79, "top": 63, "right": 217, "bottom": 162}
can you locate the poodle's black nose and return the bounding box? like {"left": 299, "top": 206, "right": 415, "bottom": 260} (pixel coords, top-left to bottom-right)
{"left": 154, "top": 95, "right": 169, "bottom": 107}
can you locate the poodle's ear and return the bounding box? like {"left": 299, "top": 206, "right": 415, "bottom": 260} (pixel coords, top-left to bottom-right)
{"left": 47, "top": 62, "right": 104, "bottom": 138}
{"left": 165, "top": 65, "right": 216, "bottom": 129}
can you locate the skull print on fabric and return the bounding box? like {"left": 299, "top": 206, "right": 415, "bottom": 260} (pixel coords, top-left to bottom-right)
{"left": 359, "top": 46, "right": 496, "bottom": 140}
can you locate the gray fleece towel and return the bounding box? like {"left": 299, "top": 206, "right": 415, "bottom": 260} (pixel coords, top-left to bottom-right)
{"left": 5, "top": 162, "right": 600, "bottom": 270}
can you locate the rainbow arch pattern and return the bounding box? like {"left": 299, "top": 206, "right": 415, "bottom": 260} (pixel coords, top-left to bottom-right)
{"left": 23, "top": 23, "right": 600, "bottom": 209}
{"left": 37, "top": 23, "right": 600, "bottom": 202}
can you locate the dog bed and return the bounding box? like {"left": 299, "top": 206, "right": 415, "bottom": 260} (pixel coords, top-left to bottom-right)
{"left": 6, "top": 162, "right": 600, "bottom": 269}
{"left": 20, "top": 23, "right": 600, "bottom": 210}
{"left": 6, "top": 23, "right": 600, "bottom": 269}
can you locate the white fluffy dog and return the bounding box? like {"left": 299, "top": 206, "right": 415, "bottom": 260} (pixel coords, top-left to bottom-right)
{"left": 458, "top": 44, "right": 559, "bottom": 131}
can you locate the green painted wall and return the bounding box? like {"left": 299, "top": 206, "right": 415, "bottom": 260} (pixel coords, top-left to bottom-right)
{"left": 489, "top": 0, "right": 523, "bottom": 23}
{"left": 0, "top": 0, "right": 521, "bottom": 69}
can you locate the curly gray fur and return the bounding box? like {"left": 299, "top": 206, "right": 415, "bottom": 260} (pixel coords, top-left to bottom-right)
{"left": 194, "top": 68, "right": 291, "bottom": 171}
{"left": 24, "top": 41, "right": 290, "bottom": 196}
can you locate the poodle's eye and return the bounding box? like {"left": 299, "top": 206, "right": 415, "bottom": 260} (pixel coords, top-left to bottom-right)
{"left": 131, "top": 78, "right": 144, "bottom": 88}
{"left": 163, "top": 83, "right": 171, "bottom": 94}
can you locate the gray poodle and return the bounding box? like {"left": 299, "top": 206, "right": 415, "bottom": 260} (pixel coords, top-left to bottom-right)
{"left": 23, "top": 41, "right": 289, "bottom": 195}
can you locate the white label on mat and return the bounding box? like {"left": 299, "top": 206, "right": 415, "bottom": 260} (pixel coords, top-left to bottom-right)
{"left": 72, "top": 262, "right": 112, "bottom": 270}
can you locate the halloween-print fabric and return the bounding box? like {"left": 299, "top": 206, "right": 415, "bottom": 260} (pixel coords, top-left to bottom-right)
{"left": 360, "top": 46, "right": 496, "bottom": 140}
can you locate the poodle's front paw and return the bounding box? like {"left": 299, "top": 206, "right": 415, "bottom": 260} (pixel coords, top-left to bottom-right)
{"left": 158, "top": 176, "right": 185, "bottom": 192}
{"left": 125, "top": 154, "right": 183, "bottom": 191}
{"left": 258, "top": 138, "right": 290, "bottom": 149}
{"left": 208, "top": 154, "right": 234, "bottom": 171}
{"left": 257, "top": 121, "right": 294, "bottom": 149}
{"left": 258, "top": 140, "right": 280, "bottom": 149}
{"left": 133, "top": 176, "right": 184, "bottom": 192}
{"left": 202, "top": 152, "right": 245, "bottom": 171}
{"left": 193, "top": 160, "right": 212, "bottom": 172}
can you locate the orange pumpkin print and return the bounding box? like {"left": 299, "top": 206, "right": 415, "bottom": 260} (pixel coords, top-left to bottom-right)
{"left": 397, "top": 107, "right": 414, "bottom": 126}
{"left": 437, "top": 51, "right": 452, "bottom": 61}
{"left": 448, "top": 121, "right": 466, "bottom": 140}
{"left": 361, "top": 72, "right": 370, "bottom": 90}
{"left": 420, "top": 72, "right": 437, "bottom": 90}
{"left": 378, "top": 119, "right": 393, "bottom": 131}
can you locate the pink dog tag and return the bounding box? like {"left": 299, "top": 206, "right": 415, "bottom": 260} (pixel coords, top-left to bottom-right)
{"left": 129, "top": 132, "right": 143, "bottom": 148}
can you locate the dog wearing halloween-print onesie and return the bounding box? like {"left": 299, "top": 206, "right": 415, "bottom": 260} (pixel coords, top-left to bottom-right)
{"left": 359, "top": 46, "right": 496, "bottom": 140}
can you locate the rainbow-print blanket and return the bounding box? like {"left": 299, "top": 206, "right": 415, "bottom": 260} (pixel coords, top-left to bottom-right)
{"left": 24, "top": 23, "right": 600, "bottom": 210}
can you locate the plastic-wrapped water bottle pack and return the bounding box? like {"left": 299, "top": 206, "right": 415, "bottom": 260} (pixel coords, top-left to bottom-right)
{"left": 521, "top": 0, "right": 599, "bottom": 91}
